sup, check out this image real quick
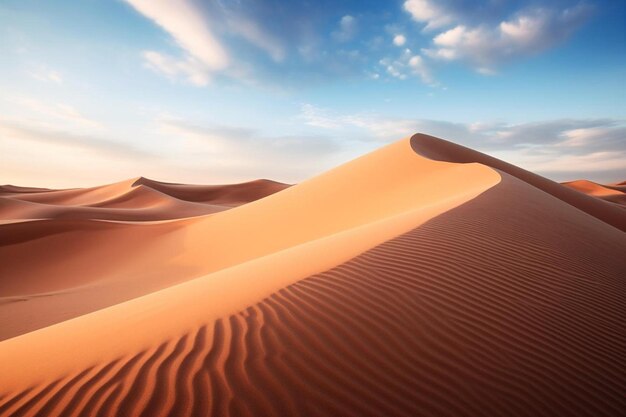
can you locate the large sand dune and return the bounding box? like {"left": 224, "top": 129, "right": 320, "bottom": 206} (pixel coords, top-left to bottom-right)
{"left": 0, "top": 134, "right": 624, "bottom": 416}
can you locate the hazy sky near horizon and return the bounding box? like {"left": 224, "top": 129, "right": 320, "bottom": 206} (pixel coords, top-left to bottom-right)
{"left": 1, "top": 0, "right": 625, "bottom": 187}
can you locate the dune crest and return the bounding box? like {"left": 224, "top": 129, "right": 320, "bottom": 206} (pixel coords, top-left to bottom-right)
{"left": 410, "top": 133, "right": 626, "bottom": 230}
{"left": 0, "top": 134, "right": 624, "bottom": 416}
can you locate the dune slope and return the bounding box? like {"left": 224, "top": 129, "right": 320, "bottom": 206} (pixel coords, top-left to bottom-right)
{"left": 0, "top": 135, "right": 624, "bottom": 417}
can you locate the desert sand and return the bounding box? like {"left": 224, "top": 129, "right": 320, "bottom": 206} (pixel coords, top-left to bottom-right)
{"left": 0, "top": 134, "right": 624, "bottom": 417}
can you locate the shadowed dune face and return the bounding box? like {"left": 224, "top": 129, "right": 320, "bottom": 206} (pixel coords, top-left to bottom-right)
{"left": 0, "top": 173, "right": 624, "bottom": 417}
{"left": 0, "top": 135, "right": 624, "bottom": 417}
{"left": 131, "top": 177, "right": 290, "bottom": 205}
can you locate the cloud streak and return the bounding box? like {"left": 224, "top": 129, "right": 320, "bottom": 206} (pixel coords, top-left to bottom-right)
{"left": 11, "top": 97, "right": 101, "bottom": 129}
{"left": 123, "top": 0, "right": 230, "bottom": 86}
{"left": 0, "top": 119, "right": 153, "bottom": 159}
{"left": 157, "top": 118, "right": 341, "bottom": 181}
{"left": 125, "top": 0, "right": 228, "bottom": 70}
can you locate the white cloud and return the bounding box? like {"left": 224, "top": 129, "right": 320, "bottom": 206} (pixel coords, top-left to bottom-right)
{"left": 433, "top": 24, "right": 465, "bottom": 46}
{"left": 403, "top": 0, "right": 452, "bottom": 30}
{"left": 378, "top": 50, "right": 434, "bottom": 85}
{"left": 332, "top": 15, "right": 358, "bottom": 42}
{"left": 393, "top": 34, "right": 406, "bottom": 46}
{"left": 420, "top": 4, "right": 592, "bottom": 73}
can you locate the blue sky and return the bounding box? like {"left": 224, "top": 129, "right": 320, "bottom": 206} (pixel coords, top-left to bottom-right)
{"left": 1, "top": 0, "right": 624, "bottom": 187}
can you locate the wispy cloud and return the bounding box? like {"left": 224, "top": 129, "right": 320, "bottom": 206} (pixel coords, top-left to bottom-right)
{"left": 156, "top": 118, "right": 341, "bottom": 181}
{"left": 227, "top": 17, "right": 285, "bottom": 62}
{"left": 11, "top": 97, "right": 101, "bottom": 129}
{"left": 29, "top": 67, "right": 63, "bottom": 84}
{"left": 142, "top": 50, "right": 212, "bottom": 86}
{"left": 125, "top": 0, "right": 288, "bottom": 86}
{"left": 125, "top": 0, "right": 228, "bottom": 69}
{"left": 0, "top": 119, "right": 152, "bottom": 158}
{"left": 124, "top": 0, "right": 228, "bottom": 86}
{"left": 332, "top": 15, "right": 358, "bottom": 43}
{"left": 379, "top": 49, "right": 434, "bottom": 85}
{"left": 301, "top": 103, "right": 423, "bottom": 140}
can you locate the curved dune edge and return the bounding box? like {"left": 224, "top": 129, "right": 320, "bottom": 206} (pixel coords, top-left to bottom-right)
{"left": 0, "top": 137, "right": 499, "bottom": 340}
{"left": 410, "top": 133, "right": 626, "bottom": 231}
{"left": 1, "top": 171, "right": 625, "bottom": 416}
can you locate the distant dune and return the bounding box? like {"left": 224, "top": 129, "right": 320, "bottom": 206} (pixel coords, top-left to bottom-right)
{"left": 0, "top": 177, "right": 289, "bottom": 222}
{"left": 0, "top": 134, "right": 624, "bottom": 417}
{"left": 561, "top": 179, "right": 626, "bottom": 207}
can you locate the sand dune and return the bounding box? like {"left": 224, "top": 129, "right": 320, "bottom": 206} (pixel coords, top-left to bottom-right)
{"left": 562, "top": 179, "right": 626, "bottom": 207}
{"left": 130, "top": 177, "right": 290, "bottom": 205}
{"left": 0, "top": 178, "right": 289, "bottom": 222}
{"left": 0, "top": 185, "right": 52, "bottom": 194}
{"left": 0, "top": 138, "right": 498, "bottom": 340}
{"left": 0, "top": 134, "right": 624, "bottom": 416}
